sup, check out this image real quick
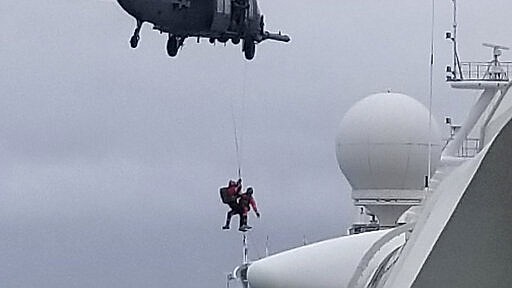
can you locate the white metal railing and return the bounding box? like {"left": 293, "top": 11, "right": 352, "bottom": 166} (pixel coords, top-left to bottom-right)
{"left": 366, "top": 246, "right": 403, "bottom": 288}
{"left": 443, "top": 136, "right": 480, "bottom": 158}
{"left": 449, "top": 61, "right": 512, "bottom": 81}
{"left": 347, "top": 223, "right": 415, "bottom": 288}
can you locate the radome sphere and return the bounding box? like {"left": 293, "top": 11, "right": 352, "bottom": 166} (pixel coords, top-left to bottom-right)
{"left": 335, "top": 92, "right": 442, "bottom": 191}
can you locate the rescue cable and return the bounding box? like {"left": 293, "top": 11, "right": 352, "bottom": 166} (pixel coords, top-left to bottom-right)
{"left": 230, "top": 62, "right": 248, "bottom": 179}
{"left": 230, "top": 102, "right": 242, "bottom": 179}
{"left": 225, "top": 63, "right": 261, "bottom": 288}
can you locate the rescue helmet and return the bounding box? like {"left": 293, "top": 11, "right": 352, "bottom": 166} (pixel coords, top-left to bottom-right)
{"left": 246, "top": 187, "right": 254, "bottom": 195}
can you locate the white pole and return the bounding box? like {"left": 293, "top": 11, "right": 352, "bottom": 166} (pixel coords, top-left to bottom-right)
{"left": 427, "top": 0, "right": 435, "bottom": 186}
{"left": 452, "top": 0, "right": 458, "bottom": 74}
{"left": 265, "top": 235, "right": 269, "bottom": 257}
{"left": 444, "top": 89, "right": 497, "bottom": 157}
{"left": 242, "top": 233, "right": 248, "bottom": 264}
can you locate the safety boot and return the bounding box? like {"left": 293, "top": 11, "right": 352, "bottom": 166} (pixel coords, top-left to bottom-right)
{"left": 222, "top": 218, "right": 231, "bottom": 230}
{"left": 239, "top": 215, "right": 252, "bottom": 231}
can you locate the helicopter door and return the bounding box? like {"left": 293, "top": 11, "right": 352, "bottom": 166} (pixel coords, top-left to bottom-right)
{"left": 211, "top": 0, "right": 231, "bottom": 32}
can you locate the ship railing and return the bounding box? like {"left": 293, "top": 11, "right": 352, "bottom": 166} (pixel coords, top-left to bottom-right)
{"left": 347, "top": 223, "right": 415, "bottom": 288}
{"left": 442, "top": 136, "right": 480, "bottom": 158}
{"left": 366, "top": 246, "right": 403, "bottom": 288}
{"left": 448, "top": 61, "right": 512, "bottom": 81}
{"left": 457, "top": 137, "right": 480, "bottom": 157}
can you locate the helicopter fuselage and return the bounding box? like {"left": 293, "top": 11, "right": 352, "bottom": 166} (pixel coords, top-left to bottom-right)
{"left": 116, "top": 0, "right": 289, "bottom": 60}
{"left": 117, "top": 0, "right": 260, "bottom": 38}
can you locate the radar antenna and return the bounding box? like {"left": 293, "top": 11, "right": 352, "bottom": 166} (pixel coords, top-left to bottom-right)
{"left": 483, "top": 43, "right": 510, "bottom": 63}
{"left": 482, "top": 43, "right": 510, "bottom": 80}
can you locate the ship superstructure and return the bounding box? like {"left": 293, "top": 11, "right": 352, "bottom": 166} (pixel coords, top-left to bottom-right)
{"left": 229, "top": 3, "right": 512, "bottom": 288}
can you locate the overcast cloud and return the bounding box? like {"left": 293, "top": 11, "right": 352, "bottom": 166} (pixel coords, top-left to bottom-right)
{"left": 1, "top": 0, "right": 512, "bottom": 287}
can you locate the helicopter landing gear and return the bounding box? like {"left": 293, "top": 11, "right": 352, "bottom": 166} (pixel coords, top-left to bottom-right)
{"left": 243, "top": 38, "right": 255, "bottom": 60}
{"left": 167, "top": 35, "right": 184, "bottom": 57}
{"left": 130, "top": 35, "right": 140, "bottom": 48}
{"left": 130, "top": 19, "right": 143, "bottom": 48}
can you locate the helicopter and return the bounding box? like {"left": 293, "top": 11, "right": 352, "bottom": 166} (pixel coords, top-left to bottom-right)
{"left": 116, "top": 0, "right": 290, "bottom": 60}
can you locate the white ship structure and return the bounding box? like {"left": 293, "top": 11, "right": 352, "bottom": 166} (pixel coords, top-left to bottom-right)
{"left": 230, "top": 6, "right": 512, "bottom": 288}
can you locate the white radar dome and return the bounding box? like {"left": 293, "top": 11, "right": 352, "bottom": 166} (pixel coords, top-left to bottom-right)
{"left": 336, "top": 92, "right": 442, "bottom": 191}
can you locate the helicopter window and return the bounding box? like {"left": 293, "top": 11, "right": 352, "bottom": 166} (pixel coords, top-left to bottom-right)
{"left": 217, "top": 0, "right": 230, "bottom": 14}
{"left": 216, "top": 0, "right": 223, "bottom": 13}
{"left": 248, "top": 0, "right": 254, "bottom": 17}
{"left": 225, "top": 0, "right": 230, "bottom": 14}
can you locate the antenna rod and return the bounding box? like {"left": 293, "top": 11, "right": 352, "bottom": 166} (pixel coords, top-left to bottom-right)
{"left": 265, "top": 235, "right": 269, "bottom": 257}
{"left": 427, "top": 0, "right": 435, "bottom": 186}
{"left": 242, "top": 234, "right": 248, "bottom": 264}
{"left": 450, "top": 0, "right": 463, "bottom": 78}
{"left": 452, "top": 0, "right": 457, "bottom": 73}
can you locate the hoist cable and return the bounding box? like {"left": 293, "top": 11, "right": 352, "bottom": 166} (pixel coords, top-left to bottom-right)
{"left": 230, "top": 100, "right": 242, "bottom": 179}
{"left": 230, "top": 62, "right": 248, "bottom": 180}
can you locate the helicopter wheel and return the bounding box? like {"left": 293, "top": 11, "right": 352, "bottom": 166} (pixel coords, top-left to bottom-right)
{"left": 130, "top": 19, "right": 143, "bottom": 49}
{"left": 130, "top": 35, "right": 140, "bottom": 48}
{"left": 243, "top": 39, "right": 255, "bottom": 60}
{"left": 167, "top": 36, "right": 179, "bottom": 57}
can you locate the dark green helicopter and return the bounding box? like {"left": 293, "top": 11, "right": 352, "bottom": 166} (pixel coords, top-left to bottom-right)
{"left": 117, "top": 0, "right": 290, "bottom": 60}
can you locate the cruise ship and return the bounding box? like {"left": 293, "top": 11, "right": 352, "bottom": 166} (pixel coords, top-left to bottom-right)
{"left": 229, "top": 3, "right": 512, "bottom": 288}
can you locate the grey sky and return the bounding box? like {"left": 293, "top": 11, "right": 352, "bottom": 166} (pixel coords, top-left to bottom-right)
{"left": 1, "top": 0, "right": 511, "bottom": 287}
